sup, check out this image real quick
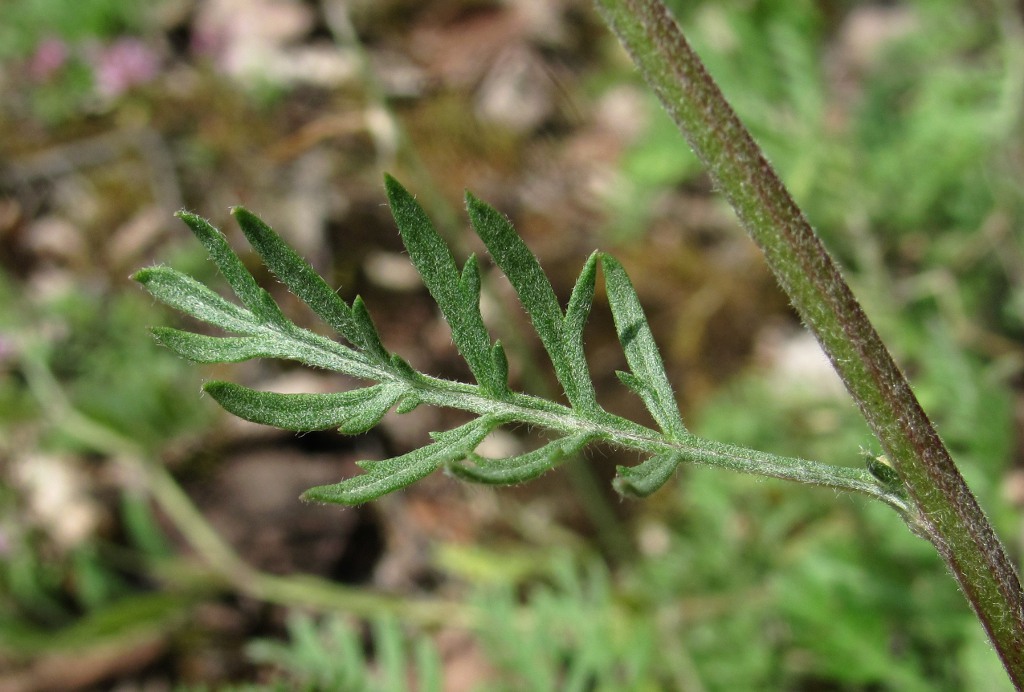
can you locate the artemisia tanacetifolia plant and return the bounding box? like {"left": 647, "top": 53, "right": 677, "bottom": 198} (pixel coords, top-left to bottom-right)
{"left": 135, "top": 175, "right": 907, "bottom": 508}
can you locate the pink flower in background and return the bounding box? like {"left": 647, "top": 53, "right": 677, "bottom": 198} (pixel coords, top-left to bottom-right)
{"left": 91, "top": 37, "right": 160, "bottom": 98}
{"left": 28, "top": 37, "right": 69, "bottom": 81}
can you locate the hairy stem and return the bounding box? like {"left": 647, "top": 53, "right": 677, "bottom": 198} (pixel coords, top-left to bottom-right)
{"left": 345, "top": 346, "right": 911, "bottom": 509}
{"left": 593, "top": 0, "right": 1024, "bottom": 683}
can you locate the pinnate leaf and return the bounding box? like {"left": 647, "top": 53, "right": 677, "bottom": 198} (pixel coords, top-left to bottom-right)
{"left": 135, "top": 177, "right": 718, "bottom": 505}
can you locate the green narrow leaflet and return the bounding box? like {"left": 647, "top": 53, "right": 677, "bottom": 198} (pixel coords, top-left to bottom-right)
{"left": 136, "top": 175, "right": 904, "bottom": 508}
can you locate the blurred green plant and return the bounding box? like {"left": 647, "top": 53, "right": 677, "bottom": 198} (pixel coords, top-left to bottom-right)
{"left": 0, "top": 266, "right": 205, "bottom": 673}
{"left": 689, "top": 343, "right": 1015, "bottom": 688}
{"left": 610, "top": 0, "right": 1024, "bottom": 355}
{"left": 613, "top": 0, "right": 1024, "bottom": 369}
{"left": 1, "top": 261, "right": 456, "bottom": 686}
{"left": 238, "top": 559, "right": 676, "bottom": 692}
{"left": 205, "top": 530, "right": 1014, "bottom": 690}
{"left": 617, "top": 0, "right": 1021, "bottom": 249}
{"left": 245, "top": 612, "right": 442, "bottom": 692}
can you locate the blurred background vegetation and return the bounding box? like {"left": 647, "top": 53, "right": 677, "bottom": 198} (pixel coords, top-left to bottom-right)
{"left": 1, "top": 0, "right": 1022, "bottom": 689}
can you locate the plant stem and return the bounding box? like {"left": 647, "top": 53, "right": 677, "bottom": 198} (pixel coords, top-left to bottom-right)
{"left": 593, "top": 0, "right": 1024, "bottom": 684}
{"left": 366, "top": 364, "right": 911, "bottom": 508}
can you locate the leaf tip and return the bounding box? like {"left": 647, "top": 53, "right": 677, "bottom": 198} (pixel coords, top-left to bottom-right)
{"left": 132, "top": 267, "right": 155, "bottom": 284}
{"left": 597, "top": 251, "right": 618, "bottom": 273}
{"left": 175, "top": 209, "right": 203, "bottom": 225}
{"left": 612, "top": 453, "right": 680, "bottom": 498}
{"left": 230, "top": 205, "right": 258, "bottom": 223}
{"left": 201, "top": 379, "right": 231, "bottom": 396}
{"left": 175, "top": 210, "right": 223, "bottom": 245}
{"left": 383, "top": 172, "right": 405, "bottom": 197}
{"left": 464, "top": 189, "right": 485, "bottom": 211}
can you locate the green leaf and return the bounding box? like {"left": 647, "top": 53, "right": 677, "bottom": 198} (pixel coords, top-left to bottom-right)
{"left": 612, "top": 452, "right": 681, "bottom": 498}
{"left": 134, "top": 267, "right": 258, "bottom": 334}
{"left": 466, "top": 193, "right": 562, "bottom": 348}
{"left": 448, "top": 432, "right": 595, "bottom": 485}
{"left": 385, "top": 174, "right": 506, "bottom": 397}
{"left": 204, "top": 381, "right": 404, "bottom": 433}
{"left": 388, "top": 353, "right": 419, "bottom": 380}
{"left": 395, "top": 393, "right": 423, "bottom": 414}
{"left": 459, "top": 254, "right": 483, "bottom": 303}
{"left": 302, "top": 415, "right": 503, "bottom": 505}
{"left": 601, "top": 254, "right": 686, "bottom": 440}
{"left": 231, "top": 206, "right": 388, "bottom": 361}
{"left": 563, "top": 253, "right": 599, "bottom": 376}
{"left": 137, "top": 269, "right": 376, "bottom": 378}
{"left": 614, "top": 369, "right": 676, "bottom": 435}
{"left": 175, "top": 211, "right": 287, "bottom": 327}
{"left": 467, "top": 193, "right": 598, "bottom": 411}
{"left": 152, "top": 328, "right": 275, "bottom": 363}
{"left": 350, "top": 297, "right": 387, "bottom": 360}
{"left": 151, "top": 324, "right": 377, "bottom": 381}
{"left": 491, "top": 341, "right": 509, "bottom": 390}
{"left": 374, "top": 615, "right": 406, "bottom": 689}
{"left": 257, "top": 331, "right": 379, "bottom": 381}
{"left": 138, "top": 176, "right": 894, "bottom": 512}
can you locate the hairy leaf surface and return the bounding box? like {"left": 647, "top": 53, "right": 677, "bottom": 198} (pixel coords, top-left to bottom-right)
{"left": 301, "top": 416, "right": 503, "bottom": 505}
{"left": 204, "top": 381, "right": 404, "bottom": 433}
{"left": 467, "top": 194, "right": 598, "bottom": 411}
{"left": 232, "top": 207, "right": 387, "bottom": 360}
{"left": 385, "top": 175, "right": 507, "bottom": 397}
{"left": 135, "top": 176, "right": 888, "bottom": 510}
{"left": 601, "top": 254, "right": 686, "bottom": 440}
{"left": 176, "top": 212, "right": 287, "bottom": 327}
{"left": 448, "top": 432, "right": 597, "bottom": 485}
{"left": 613, "top": 452, "right": 681, "bottom": 498}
